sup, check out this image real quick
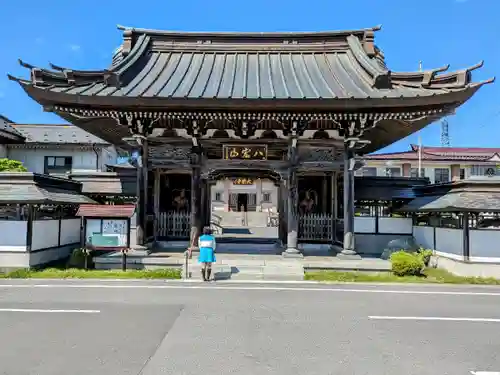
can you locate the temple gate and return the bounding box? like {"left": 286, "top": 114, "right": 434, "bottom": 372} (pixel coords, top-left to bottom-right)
{"left": 10, "top": 24, "right": 490, "bottom": 257}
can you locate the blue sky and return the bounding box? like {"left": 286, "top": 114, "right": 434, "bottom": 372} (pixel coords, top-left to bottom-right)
{"left": 0, "top": 0, "right": 498, "bottom": 153}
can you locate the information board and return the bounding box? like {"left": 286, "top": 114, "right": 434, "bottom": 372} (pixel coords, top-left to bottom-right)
{"left": 85, "top": 219, "right": 128, "bottom": 248}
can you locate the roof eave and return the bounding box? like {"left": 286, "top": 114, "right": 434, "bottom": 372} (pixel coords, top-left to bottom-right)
{"left": 15, "top": 81, "right": 482, "bottom": 112}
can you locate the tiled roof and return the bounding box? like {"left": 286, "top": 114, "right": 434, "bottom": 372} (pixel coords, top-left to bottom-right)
{"left": 0, "top": 173, "right": 96, "bottom": 204}
{"left": 12, "top": 124, "right": 109, "bottom": 144}
{"left": 76, "top": 204, "right": 135, "bottom": 218}
{"left": 70, "top": 172, "right": 136, "bottom": 196}
{"left": 10, "top": 26, "right": 492, "bottom": 102}
{"left": 399, "top": 192, "right": 500, "bottom": 213}
{"left": 0, "top": 115, "right": 24, "bottom": 140}
{"left": 366, "top": 145, "right": 500, "bottom": 162}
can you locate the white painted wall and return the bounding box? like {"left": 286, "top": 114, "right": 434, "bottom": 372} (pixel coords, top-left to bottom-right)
{"left": 0, "top": 221, "right": 27, "bottom": 251}
{"left": 413, "top": 226, "right": 434, "bottom": 249}
{"left": 354, "top": 217, "right": 376, "bottom": 233}
{"left": 60, "top": 219, "right": 81, "bottom": 246}
{"left": 435, "top": 228, "right": 463, "bottom": 259}
{"left": 469, "top": 230, "right": 500, "bottom": 261}
{"left": 0, "top": 218, "right": 81, "bottom": 269}
{"left": 378, "top": 217, "right": 413, "bottom": 234}
{"left": 32, "top": 220, "right": 60, "bottom": 251}
{"left": 7, "top": 145, "right": 117, "bottom": 174}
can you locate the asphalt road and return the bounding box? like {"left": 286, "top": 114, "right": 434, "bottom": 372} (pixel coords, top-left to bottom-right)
{"left": 1, "top": 280, "right": 500, "bottom": 375}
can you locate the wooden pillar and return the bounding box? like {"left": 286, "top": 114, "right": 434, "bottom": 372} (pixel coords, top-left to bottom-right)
{"left": 200, "top": 178, "right": 209, "bottom": 228}
{"left": 331, "top": 172, "right": 336, "bottom": 243}
{"left": 339, "top": 146, "right": 360, "bottom": 258}
{"left": 278, "top": 178, "right": 287, "bottom": 246}
{"left": 322, "top": 175, "right": 328, "bottom": 213}
{"left": 189, "top": 150, "right": 202, "bottom": 249}
{"left": 153, "top": 169, "right": 160, "bottom": 244}
{"left": 135, "top": 138, "right": 148, "bottom": 247}
{"left": 204, "top": 180, "right": 212, "bottom": 227}
{"left": 26, "top": 205, "right": 33, "bottom": 252}
{"left": 282, "top": 140, "right": 302, "bottom": 258}
{"left": 462, "top": 211, "right": 470, "bottom": 261}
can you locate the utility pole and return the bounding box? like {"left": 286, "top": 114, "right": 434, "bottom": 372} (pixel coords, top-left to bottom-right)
{"left": 417, "top": 61, "right": 423, "bottom": 177}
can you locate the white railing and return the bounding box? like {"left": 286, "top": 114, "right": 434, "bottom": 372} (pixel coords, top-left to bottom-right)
{"left": 210, "top": 213, "right": 223, "bottom": 235}
{"left": 158, "top": 211, "right": 191, "bottom": 238}
{"left": 299, "top": 213, "right": 333, "bottom": 241}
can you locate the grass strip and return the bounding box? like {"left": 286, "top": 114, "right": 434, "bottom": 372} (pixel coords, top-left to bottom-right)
{"left": 0, "top": 268, "right": 182, "bottom": 279}
{"left": 305, "top": 268, "right": 500, "bottom": 285}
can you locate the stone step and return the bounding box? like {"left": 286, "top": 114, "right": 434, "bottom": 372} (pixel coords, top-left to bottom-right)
{"left": 185, "top": 262, "right": 304, "bottom": 281}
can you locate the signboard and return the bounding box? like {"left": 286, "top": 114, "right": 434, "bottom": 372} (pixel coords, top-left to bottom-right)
{"left": 85, "top": 219, "right": 129, "bottom": 248}
{"left": 233, "top": 178, "right": 254, "bottom": 185}
{"left": 223, "top": 145, "right": 267, "bottom": 160}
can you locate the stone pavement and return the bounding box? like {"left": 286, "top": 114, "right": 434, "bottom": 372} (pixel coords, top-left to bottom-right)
{"left": 1, "top": 280, "right": 500, "bottom": 374}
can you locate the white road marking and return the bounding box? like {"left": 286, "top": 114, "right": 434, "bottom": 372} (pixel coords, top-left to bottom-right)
{"left": 471, "top": 372, "right": 500, "bottom": 375}
{"left": 369, "top": 316, "right": 500, "bottom": 323}
{"left": 0, "top": 308, "right": 100, "bottom": 313}
{"left": 0, "top": 283, "right": 500, "bottom": 296}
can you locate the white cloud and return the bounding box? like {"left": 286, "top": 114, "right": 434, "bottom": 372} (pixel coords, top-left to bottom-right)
{"left": 69, "top": 44, "right": 81, "bottom": 52}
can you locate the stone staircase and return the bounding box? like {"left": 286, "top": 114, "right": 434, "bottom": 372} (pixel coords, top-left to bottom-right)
{"left": 212, "top": 211, "right": 279, "bottom": 242}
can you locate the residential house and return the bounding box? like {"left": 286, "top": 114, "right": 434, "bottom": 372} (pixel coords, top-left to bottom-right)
{"left": 362, "top": 144, "right": 500, "bottom": 183}
{"left": 0, "top": 116, "right": 118, "bottom": 174}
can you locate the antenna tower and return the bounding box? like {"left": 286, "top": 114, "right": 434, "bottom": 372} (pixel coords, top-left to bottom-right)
{"left": 440, "top": 119, "right": 450, "bottom": 147}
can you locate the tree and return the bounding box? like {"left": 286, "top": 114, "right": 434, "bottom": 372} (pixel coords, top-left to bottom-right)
{"left": 0, "top": 158, "right": 28, "bottom": 172}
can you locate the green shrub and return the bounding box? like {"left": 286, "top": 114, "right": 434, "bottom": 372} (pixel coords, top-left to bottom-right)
{"left": 417, "top": 248, "right": 433, "bottom": 267}
{"left": 67, "top": 248, "right": 92, "bottom": 269}
{"left": 390, "top": 251, "right": 424, "bottom": 277}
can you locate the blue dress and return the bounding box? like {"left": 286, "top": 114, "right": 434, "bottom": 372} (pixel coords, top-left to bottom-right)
{"left": 198, "top": 234, "right": 217, "bottom": 263}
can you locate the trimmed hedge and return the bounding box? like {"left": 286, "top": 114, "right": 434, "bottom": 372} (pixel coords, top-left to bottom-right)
{"left": 390, "top": 251, "right": 424, "bottom": 277}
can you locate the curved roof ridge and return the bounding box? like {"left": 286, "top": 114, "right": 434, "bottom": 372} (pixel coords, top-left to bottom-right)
{"left": 392, "top": 61, "right": 494, "bottom": 90}
{"left": 7, "top": 34, "right": 152, "bottom": 89}
{"left": 115, "top": 24, "right": 383, "bottom": 39}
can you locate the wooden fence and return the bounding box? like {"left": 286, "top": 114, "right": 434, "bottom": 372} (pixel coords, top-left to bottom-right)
{"left": 299, "top": 213, "right": 334, "bottom": 242}
{"left": 158, "top": 211, "right": 191, "bottom": 238}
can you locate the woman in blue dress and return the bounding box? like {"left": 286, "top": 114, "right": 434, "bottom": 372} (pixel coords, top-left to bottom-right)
{"left": 198, "top": 226, "right": 216, "bottom": 281}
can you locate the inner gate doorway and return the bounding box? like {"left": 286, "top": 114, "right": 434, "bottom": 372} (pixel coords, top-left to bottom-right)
{"left": 207, "top": 171, "right": 282, "bottom": 253}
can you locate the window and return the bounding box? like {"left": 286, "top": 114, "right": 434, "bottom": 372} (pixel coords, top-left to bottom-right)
{"left": 262, "top": 192, "right": 271, "bottom": 203}
{"left": 362, "top": 167, "right": 377, "bottom": 176}
{"left": 44, "top": 156, "right": 72, "bottom": 174}
{"left": 410, "top": 168, "right": 425, "bottom": 178}
{"left": 214, "top": 192, "right": 222, "bottom": 201}
{"left": 434, "top": 168, "right": 450, "bottom": 183}
{"left": 460, "top": 168, "right": 465, "bottom": 180}
{"left": 384, "top": 168, "right": 401, "bottom": 177}
{"left": 471, "top": 165, "right": 500, "bottom": 177}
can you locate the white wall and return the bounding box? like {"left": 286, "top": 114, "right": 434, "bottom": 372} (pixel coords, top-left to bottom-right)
{"left": 0, "top": 145, "right": 7, "bottom": 158}
{"left": 435, "top": 228, "right": 463, "bottom": 260}
{"left": 469, "top": 230, "right": 500, "bottom": 261}
{"left": 7, "top": 145, "right": 117, "bottom": 174}
{"left": 0, "top": 221, "right": 27, "bottom": 251}
{"left": 60, "top": 219, "right": 81, "bottom": 246}
{"left": 378, "top": 217, "right": 413, "bottom": 234}
{"left": 413, "top": 226, "right": 434, "bottom": 249}
{"left": 354, "top": 217, "right": 376, "bottom": 233}
{"left": 0, "top": 218, "right": 81, "bottom": 269}
{"left": 32, "top": 220, "right": 60, "bottom": 250}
